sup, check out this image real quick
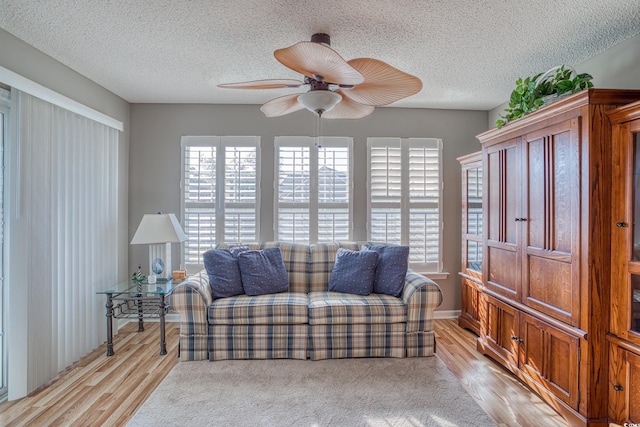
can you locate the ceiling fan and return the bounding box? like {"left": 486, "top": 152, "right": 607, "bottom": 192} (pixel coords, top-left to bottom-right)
{"left": 218, "top": 33, "right": 423, "bottom": 119}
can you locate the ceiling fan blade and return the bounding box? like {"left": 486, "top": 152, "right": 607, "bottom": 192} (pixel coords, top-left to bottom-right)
{"left": 260, "top": 94, "right": 305, "bottom": 117}
{"left": 218, "top": 79, "right": 304, "bottom": 89}
{"left": 322, "top": 91, "right": 374, "bottom": 119}
{"left": 340, "top": 58, "right": 423, "bottom": 106}
{"left": 274, "top": 41, "right": 364, "bottom": 86}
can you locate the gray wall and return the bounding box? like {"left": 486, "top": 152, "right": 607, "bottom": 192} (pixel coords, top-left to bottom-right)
{"left": 488, "top": 33, "right": 640, "bottom": 128}
{"left": 129, "top": 104, "right": 487, "bottom": 312}
{"left": 0, "top": 28, "right": 131, "bottom": 282}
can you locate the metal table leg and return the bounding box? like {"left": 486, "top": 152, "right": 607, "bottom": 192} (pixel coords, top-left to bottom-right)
{"left": 159, "top": 294, "right": 167, "bottom": 355}
{"left": 137, "top": 293, "right": 145, "bottom": 332}
{"left": 106, "top": 293, "right": 114, "bottom": 356}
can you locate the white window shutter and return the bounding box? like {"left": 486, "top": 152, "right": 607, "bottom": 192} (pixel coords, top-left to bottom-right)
{"left": 275, "top": 136, "right": 352, "bottom": 243}
{"left": 367, "top": 137, "right": 442, "bottom": 272}
{"left": 181, "top": 136, "right": 259, "bottom": 269}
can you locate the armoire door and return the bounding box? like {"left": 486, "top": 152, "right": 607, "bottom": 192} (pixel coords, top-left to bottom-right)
{"left": 519, "top": 312, "right": 580, "bottom": 411}
{"left": 483, "top": 295, "right": 520, "bottom": 368}
{"left": 609, "top": 344, "right": 640, "bottom": 423}
{"left": 521, "top": 119, "right": 581, "bottom": 326}
{"left": 484, "top": 138, "right": 521, "bottom": 301}
{"left": 611, "top": 118, "right": 640, "bottom": 347}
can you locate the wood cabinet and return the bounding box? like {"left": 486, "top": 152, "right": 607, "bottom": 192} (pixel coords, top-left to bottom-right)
{"left": 458, "top": 152, "right": 483, "bottom": 335}
{"left": 484, "top": 118, "right": 580, "bottom": 325}
{"left": 477, "top": 89, "right": 640, "bottom": 426}
{"left": 481, "top": 294, "right": 581, "bottom": 410}
{"left": 609, "top": 341, "right": 640, "bottom": 424}
{"left": 608, "top": 100, "right": 640, "bottom": 424}
{"left": 483, "top": 294, "right": 519, "bottom": 367}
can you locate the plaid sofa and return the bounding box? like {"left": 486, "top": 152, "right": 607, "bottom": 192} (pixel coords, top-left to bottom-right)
{"left": 171, "top": 242, "right": 443, "bottom": 362}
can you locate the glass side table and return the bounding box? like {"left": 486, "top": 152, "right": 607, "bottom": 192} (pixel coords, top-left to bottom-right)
{"left": 97, "top": 280, "right": 175, "bottom": 356}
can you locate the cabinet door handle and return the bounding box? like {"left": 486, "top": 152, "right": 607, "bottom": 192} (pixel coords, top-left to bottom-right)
{"left": 613, "top": 384, "right": 624, "bottom": 391}
{"left": 519, "top": 218, "right": 527, "bottom": 222}
{"left": 517, "top": 339, "right": 524, "bottom": 344}
{"left": 514, "top": 218, "right": 521, "bottom": 222}
{"left": 511, "top": 336, "right": 518, "bottom": 340}
{"left": 616, "top": 222, "right": 628, "bottom": 227}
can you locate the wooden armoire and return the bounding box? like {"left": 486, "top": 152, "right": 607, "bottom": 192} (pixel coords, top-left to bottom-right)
{"left": 608, "top": 99, "right": 640, "bottom": 425}
{"left": 458, "top": 151, "right": 483, "bottom": 335}
{"left": 474, "top": 89, "right": 640, "bottom": 426}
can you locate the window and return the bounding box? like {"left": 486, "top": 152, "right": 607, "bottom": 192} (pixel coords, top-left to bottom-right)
{"left": 367, "top": 137, "right": 443, "bottom": 272}
{"left": 181, "top": 136, "right": 260, "bottom": 269}
{"left": 275, "top": 136, "right": 352, "bottom": 243}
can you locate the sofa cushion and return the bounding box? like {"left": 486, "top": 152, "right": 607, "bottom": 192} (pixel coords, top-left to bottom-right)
{"left": 209, "top": 293, "right": 309, "bottom": 325}
{"left": 271, "top": 242, "right": 309, "bottom": 293}
{"left": 362, "top": 244, "right": 409, "bottom": 297}
{"left": 328, "top": 248, "right": 378, "bottom": 296}
{"left": 203, "top": 247, "right": 248, "bottom": 299}
{"left": 308, "top": 291, "right": 407, "bottom": 325}
{"left": 237, "top": 247, "right": 289, "bottom": 296}
{"left": 309, "top": 242, "right": 360, "bottom": 293}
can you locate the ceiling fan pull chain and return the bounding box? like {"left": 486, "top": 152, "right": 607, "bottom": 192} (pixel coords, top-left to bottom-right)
{"left": 315, "top": 114, "right": 323, "bottom": 149}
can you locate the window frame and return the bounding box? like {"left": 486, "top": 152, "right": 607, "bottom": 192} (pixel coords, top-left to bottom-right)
{"left": 366, "top": 137, "right": 443, "bottom": 273}
{"left": 274, "top": 136, "right": 353, "bottom": 244}
{"left": 180, "top": 135, "right": 261, "bottom": 270}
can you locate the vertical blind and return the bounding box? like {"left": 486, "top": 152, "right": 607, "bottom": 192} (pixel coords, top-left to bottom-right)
{"left": 368, "top": 137, "right": 443, "bottom": 271}
{"left": 13, "top": 91, "right": 120, "bottom": 395}
{"left": 275, "top": 136, "right": 352, "bottom": 244}
{"left": 181, "top": 136, "right": 260, "bottom": 270}
{"left": 0, "top": 100, "right": 8, "bottom": 399}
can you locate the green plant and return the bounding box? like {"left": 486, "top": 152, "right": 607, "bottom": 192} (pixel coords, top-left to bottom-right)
{"left": 496, "top": 65, "right": 594, "bottom": 129}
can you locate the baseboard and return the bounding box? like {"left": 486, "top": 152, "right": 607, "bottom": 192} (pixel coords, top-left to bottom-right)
{"left": 434, "top": 310, "right": 461, "bottom": 319}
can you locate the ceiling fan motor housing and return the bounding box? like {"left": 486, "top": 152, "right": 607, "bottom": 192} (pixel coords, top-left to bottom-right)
{"left": 311, "top": 33, "right": 331, "bottom": 46}
{"left": 304, "top": 76, "right": 331, "bottom": 90}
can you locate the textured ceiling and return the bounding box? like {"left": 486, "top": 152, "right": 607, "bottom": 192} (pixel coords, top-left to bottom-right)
{"left": 1, "top": 0, "right": 639, "bottom": 110}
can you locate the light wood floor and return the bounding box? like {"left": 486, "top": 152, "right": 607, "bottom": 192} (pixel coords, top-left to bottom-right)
{"left": 0, "top": 322, "right": 180, "bottom": 427}
{"left": 0, "top": 319, "right": 568, "bottom": 426}
{"left": 435, "top": 319, "right": 567, "bottom": 427}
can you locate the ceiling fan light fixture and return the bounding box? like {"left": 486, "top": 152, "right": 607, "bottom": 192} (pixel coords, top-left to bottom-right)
{"left": 297, "top": 90, "right": 342, "bottom": 115}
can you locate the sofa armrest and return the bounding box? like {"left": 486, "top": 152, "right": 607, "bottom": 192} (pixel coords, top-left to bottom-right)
{"left": 170, "top": 270, "right": 212, "bottom": 334}
{"left": 401, "top": 269, "right": 443, "bottom": 332}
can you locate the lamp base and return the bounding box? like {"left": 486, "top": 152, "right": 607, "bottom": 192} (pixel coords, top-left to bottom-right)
{"left": 149, "top": 243, "right": 172, "bottom": 281}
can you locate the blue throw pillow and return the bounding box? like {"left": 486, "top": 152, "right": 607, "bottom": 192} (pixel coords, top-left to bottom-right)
{"left": 203, "top": 247, "right": 248, "bottom": 299}
{"left": 362, "top": 245, "right": 409, "bottom": 297}
{"left": 237, "top": 247, "right": 289, "bottom": 296}
{"left": 328, "top": 248, "right": 379, "bottom": 296}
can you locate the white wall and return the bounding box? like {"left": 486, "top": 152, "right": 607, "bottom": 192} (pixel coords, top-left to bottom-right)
{"left": 488, "top": 33, "right": 640, "bottom": 128}
{"left": 129, "top": 104, "right": 487, "bottom": 312}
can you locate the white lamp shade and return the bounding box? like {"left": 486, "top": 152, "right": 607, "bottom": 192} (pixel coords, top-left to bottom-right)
{"left": 130, "top": 213, "right": 187, "bottom": 245}
{"left": 297, "top": 90, "right": 342, "bottom": 114}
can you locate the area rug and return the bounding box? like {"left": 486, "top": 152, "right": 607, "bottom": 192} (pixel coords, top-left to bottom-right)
{"left": 128, "top": 357, "right": 495, "bottom": 427}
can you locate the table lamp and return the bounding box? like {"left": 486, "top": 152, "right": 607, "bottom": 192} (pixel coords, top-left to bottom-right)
{"left": 130, "top": 213, "right": 187, "bottom": 282}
